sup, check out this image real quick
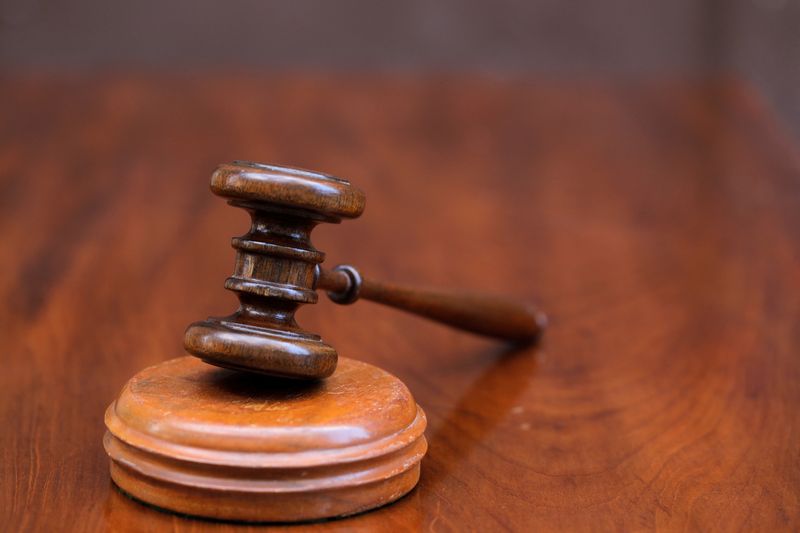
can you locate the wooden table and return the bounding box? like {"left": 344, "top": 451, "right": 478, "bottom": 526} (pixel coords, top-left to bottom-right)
{"left": 2, "top": 75, "right": 799, "bottom": 531}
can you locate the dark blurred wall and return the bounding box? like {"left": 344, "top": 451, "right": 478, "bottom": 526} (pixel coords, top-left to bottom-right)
{"left": 1, "top": 0, "right": 798, "bottom": 135}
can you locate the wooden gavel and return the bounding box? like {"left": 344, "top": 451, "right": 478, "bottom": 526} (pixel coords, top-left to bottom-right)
{"left": 184, "top": 161, "right": 546, "bottom": 379}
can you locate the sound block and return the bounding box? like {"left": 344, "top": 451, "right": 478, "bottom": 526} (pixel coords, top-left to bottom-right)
{"left": 104, "top": 356, "right": 427, "bottom": 522}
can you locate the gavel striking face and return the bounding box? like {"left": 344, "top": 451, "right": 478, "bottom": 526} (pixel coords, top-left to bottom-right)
{"left": 184, "top": 161, "right": 546, "bottom": 379}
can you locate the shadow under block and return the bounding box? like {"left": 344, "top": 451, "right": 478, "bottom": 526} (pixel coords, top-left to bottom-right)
{"left": 103, "top": 356, "right": 427, "bottom": 522}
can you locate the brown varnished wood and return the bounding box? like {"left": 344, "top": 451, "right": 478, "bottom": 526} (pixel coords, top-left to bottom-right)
{"left": 317, "top": 266, "right": 546, "bottom": 341}
{"left": 2, "top": 75, "right": 800, "bottom": 531}
{"left": 186, "top": 161, "right": 543, "bottom": 379}
{"left": 183, "top": 161, "right": 366, "bottom": 379}
{"left": 103, "top": 356, "right": 426, "bottom": 522}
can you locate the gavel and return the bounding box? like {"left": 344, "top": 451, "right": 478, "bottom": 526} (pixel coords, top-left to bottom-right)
{"left": 184, "top": 161, "right": 546, "bottom": 379}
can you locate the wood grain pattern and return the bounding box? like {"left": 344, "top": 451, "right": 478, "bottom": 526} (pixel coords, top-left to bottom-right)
{"left": 104, "top": 356, "right": 426, "bottom": 522}
{"left": 183, "top": 161, "right": 540, "bottom": 379}
{"left": 183, "top": 161, "right": 367, "bottom": 379}
{"left": 2, "top": 74, "right": 799, "bottom": 531}
{"left": 317, "top": 265, "right": 546, "bottom": 341}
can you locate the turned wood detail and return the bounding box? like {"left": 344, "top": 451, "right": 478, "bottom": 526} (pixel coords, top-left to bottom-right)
{"left": 104, "top": 356, "right": 427, "bottom": 522}
{"left": 184, "top": 161, "right": 545, "bottom": 379}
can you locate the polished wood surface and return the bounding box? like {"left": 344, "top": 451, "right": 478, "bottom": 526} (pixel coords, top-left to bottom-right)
{"left": 104, "top": 356, "right": 426, "bottom": 521}
{"left": 2, "top": 75, "right": 799, "bottom": 531}
{"left": 184, "top": 161, "right": 366, "bottom": 379}
{"left": 317, "top": 265, "right": 545, "bottom": 342}
{"left": 185, "top": 160, "right": 541, "bottom": 379}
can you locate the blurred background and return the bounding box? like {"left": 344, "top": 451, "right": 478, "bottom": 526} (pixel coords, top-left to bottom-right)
{"left": 1, "top": 0, "right": 799, "bottom": 136}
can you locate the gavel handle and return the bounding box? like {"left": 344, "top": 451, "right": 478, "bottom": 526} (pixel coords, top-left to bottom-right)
{"left": 316, "top": 265, "right": 546, "bottom": 342}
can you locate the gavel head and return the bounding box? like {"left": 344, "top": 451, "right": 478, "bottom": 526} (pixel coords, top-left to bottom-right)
{"left": 183, "top": 161, "right": 365, "bottom": 379}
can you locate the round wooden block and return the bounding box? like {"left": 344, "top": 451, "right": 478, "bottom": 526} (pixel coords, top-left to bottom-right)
{"left": 104, "top": 356, "right": 427, "bottom": 522}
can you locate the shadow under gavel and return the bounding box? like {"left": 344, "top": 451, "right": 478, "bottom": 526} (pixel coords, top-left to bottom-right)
{"left": 184, "top": 161, "right": 546, "bottom": 379}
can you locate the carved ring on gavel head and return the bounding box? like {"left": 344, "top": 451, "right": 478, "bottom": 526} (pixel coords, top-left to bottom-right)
{"left": 184, "top": 161, "right": 547, "bottom": 379}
